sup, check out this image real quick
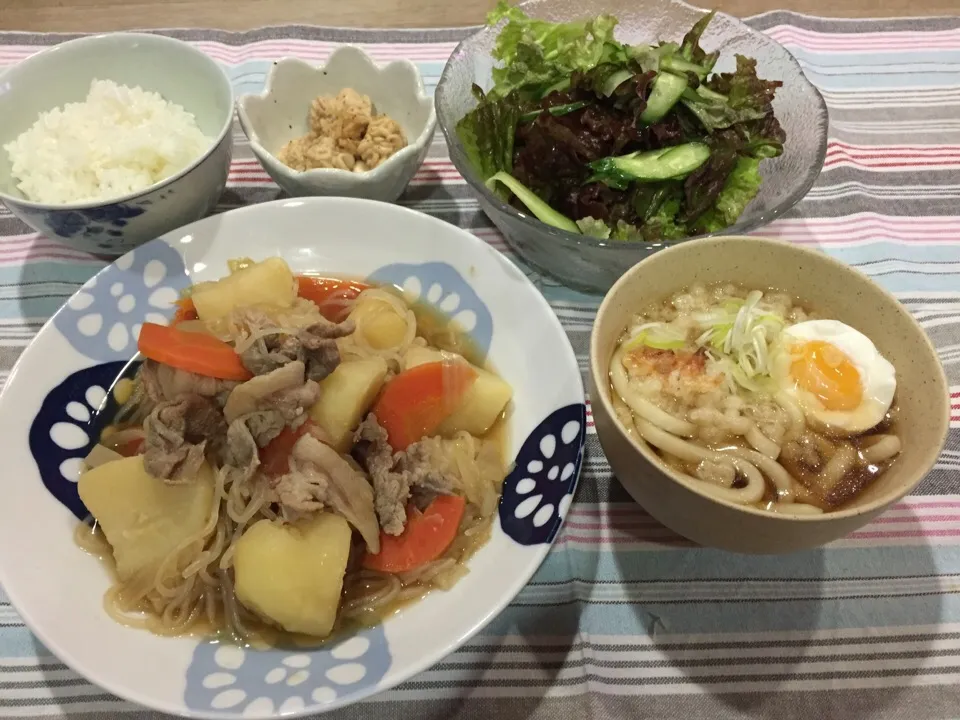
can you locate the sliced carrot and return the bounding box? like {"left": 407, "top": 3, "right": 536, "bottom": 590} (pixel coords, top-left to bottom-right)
{"left": 259, "top": 421, "right": 313, "bottom": 478}
{"left": 362, "top": 495, "right": 467, "bottom": 573}
{"left": 297, "top": 276, "right": 370, "bottom": 322}
{"left": 172, "top": 297, "right": 198, "bottom": 325}
{"left": 116, "top": 437, "right": 144, "bottom": 457}
{"left": 137, "top": 322, "right": 252, "bottom": 381}
{"left": 372, "top": 361, "right": 477, "bottom": 451}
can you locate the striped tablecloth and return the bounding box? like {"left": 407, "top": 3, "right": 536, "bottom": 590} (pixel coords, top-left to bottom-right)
{"left": 2, "top": 12, "right": 960, "bottom": 720}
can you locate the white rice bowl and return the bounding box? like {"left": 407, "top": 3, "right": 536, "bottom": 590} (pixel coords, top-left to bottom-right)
{"left": 4, "top": 79, "right": 211, "bottom": 205}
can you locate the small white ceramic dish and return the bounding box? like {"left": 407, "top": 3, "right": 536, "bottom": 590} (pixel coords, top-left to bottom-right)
{"left": 237, "top": 48, "right": 436, "bottom": 202}
{"left": 0, "top": 32, "right": 234, "bottom": 256}
{"left": 0, "top": 197, "right": 586, "bottom": 718}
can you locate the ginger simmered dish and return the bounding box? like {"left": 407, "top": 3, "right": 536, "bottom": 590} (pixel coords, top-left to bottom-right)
{"left": 278, "top": 88, "right": 407, "bottom": 173}
{"left": 76, "top": 257, "right": 513, "bottom": 643}
{"left": 609, "top": 284, "right": 901, "bottom": 515}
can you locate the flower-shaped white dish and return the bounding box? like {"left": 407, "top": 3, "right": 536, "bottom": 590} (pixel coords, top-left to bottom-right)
{"left": 237, "top": 47, "right": 436, "bottom": 202}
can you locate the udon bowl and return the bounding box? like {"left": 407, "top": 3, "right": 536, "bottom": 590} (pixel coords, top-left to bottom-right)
{"left": 0, "top": 197, "right": 586, "bottom": 718}
{"left": 589, "top": 236, "right": 950, "bottom": 554}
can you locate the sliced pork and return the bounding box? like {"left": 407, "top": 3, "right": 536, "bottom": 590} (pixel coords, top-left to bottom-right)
{"left": 353, "top": 415, "right": 455, "bottom": 536}
{"left": 299, "top": 319, "right": 356, "bottom": 382}
{"left": 271, "top": 434, "right": 381, "bottom": 553}
{"left": 140, "top": 359, "right": 237, "bottom": 407}
{"left": 143, "top": 395, "right": 226, "bottom": 482}
{"left": 222, "top": 417, "right": 261, "bottom": 485}
{"left": 240, "top": 319, "right": 356, "bottom": 382}
{"left": 223, "top": 361, "right": 320, "bottom": 444}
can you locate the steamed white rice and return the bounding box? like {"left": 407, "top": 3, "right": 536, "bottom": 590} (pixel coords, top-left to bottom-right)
{"left": 4, "top": 79, "right": 211, "bottom": 205}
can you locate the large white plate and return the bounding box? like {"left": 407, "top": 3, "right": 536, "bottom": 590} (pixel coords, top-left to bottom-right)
{"left": 0, "top": 198, "right": 586, "bottom": 719}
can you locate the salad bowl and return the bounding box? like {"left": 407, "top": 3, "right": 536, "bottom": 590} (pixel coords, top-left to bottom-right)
{"left": 436, "top": 0, "right": 829, "bottom": 293}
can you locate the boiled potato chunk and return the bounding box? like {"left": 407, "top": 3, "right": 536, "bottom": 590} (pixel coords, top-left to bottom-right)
{"left": 192, "top": 257, "right": 296, "bottom": 321}
{"left": 403, "top": 346, "right": 445, "bottom": 370}
{"left": 403, "top": 347, "right": 513, "bottom": 436}
{"left": 233, "top": 513, "right": 351, "bottom": 637}
{"left": 350, "top": 295, "right": 409, "bottom": 349}
{"left": 77, "top": 456, "right": 215, "bottom": 582}
{"left": 309, "top": 357, "right": 388, "bottom": 452}
{"left": 441, "top": 367, "right": 513, "bottom": 437}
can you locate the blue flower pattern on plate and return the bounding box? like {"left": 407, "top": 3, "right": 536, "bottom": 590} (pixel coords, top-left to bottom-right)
{"left": 499, "top": 403, "right": 587, "bottom": 545}
{"left": 367, "top": 262, "right": 493, "bottom": 361}
{"left": 28, "top": 360, "right": 136, "bottom": 520}
{"left": 183, "top": 625, "right": 392, "bottom": 716}
{"left": 53, "top": 239, "right": 189, "bottom": 362}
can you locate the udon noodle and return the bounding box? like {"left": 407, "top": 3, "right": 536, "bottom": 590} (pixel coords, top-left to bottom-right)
{"left": 75, "top": 257, "right": 513, "bottom": 645}
{"left": 609, "top": 283, "right": 901, "bottom": 515}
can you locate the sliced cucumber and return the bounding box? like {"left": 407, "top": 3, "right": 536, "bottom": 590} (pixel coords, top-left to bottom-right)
{"left": 588, "top": 142, "right": 711, "bottom": 188}
{"left": 660, "top": 56, "right": 709, "bottom": 79}
{"left": 485, "top": 172, "right": 581, "bottom": 234}
{"left": 638, "top": 72, "right": 688, "bottom": 125}
{"left": 519, "top": 101, "right": 589, "bottom": 124}
{"left": 694, "top": 85, "right": 728, "bottom": 103}
{"left": 600, "top": 69, "right": 635, "bottom": 97}
{"left": 537, "top": 77, "right": 572, "bottom": 99}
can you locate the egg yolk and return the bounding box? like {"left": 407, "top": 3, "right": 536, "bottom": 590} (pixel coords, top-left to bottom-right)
{"left": 789, "top": 340, "right": 862, "bottom": 411}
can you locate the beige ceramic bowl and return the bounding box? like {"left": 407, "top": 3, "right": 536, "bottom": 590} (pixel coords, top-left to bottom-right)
{"left": 589, "top": 236, "right": 950, "bottom": 554}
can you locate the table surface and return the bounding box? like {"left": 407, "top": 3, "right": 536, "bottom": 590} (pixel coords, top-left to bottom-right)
{"left": 1, "top": 3, "right": 960, "bottom": 719}
{"left": 1, "top": 0, "right": 956, "bottom": 32}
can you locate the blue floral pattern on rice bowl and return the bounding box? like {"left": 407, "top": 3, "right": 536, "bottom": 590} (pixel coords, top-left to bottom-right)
{"left": 0, "top": 198, "right": 585, "bottom": 719}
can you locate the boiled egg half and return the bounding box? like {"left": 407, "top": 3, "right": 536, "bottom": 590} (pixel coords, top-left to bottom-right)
{"left": 773, "top": 319, "right": 896, "bottom": 436}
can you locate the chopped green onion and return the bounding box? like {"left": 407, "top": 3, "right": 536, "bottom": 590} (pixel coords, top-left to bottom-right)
{"left": 690, "top": 291, "right": 787, "bottom": 393}
{"left": 624, "top": 322, "right": 688, "bottom": 351}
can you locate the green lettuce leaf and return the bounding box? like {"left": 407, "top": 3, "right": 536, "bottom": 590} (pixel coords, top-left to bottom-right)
{"left": 575, "top": 218, "right": 647, "bottom": 241}
{"left": 573, "top": 63, "right": 638, "bottom": 97}
{"left": 486, "top": 1, "right": 625, "bottom": 97}
{"left": 455, "top": 85, "right": 522, "bottom": 182}
{"left": 679, "top": 10, "right": 720, "bottom": 71}
{"left": 679, "top": 87, "right": 770, "bottom": 132}
{"left": 680, "top": 54, "right": 783, "bottom": 132}
{"left": 642, "top": 194, "right": 690, "bottom": 240}
{"left": 734, "top": 113, "right": 787, "bottom": 159}
{"left": 626, "top": 12, "right": 718, "bottom": 79}
{"left": 708, "top": 55, "right": 783, "bottom": 112}
{"left": 577, "top": 195, "right": 689, "bottom": 242}
{"left": 692, "top": 155, "right": 762, "bottom": 233}
{"left": 681, "top": 146, "right": 738, "bottom": 222}
{"left": 576, "top": 216, "right": 613, "bottom": 239}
